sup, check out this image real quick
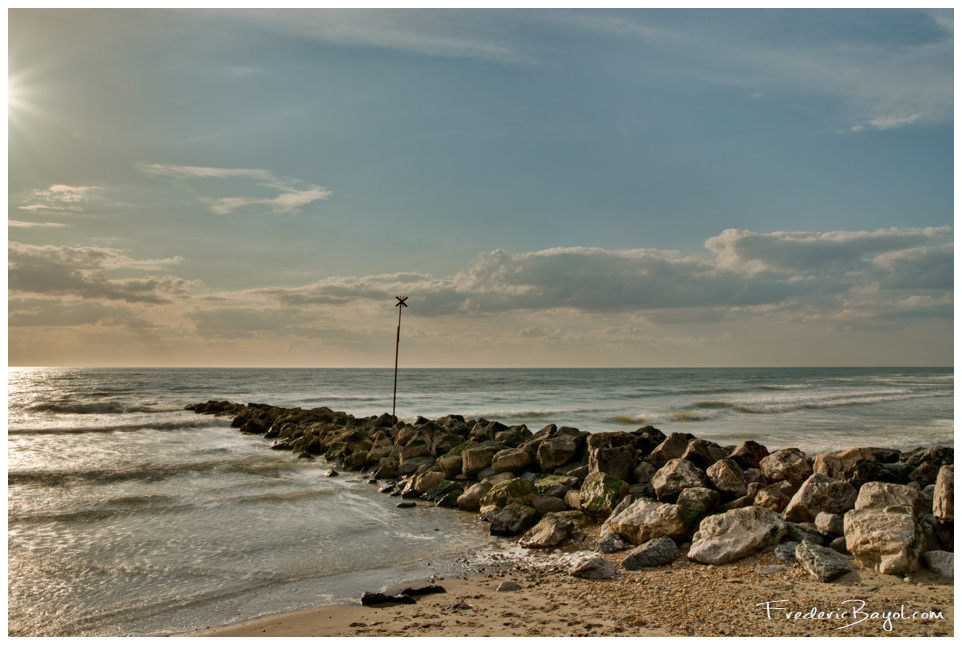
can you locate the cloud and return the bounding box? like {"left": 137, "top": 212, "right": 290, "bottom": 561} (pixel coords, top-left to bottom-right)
{"left": 18, "top": 184, "right": 102, "bottom": 212}
{"left": 230, "top": 9, "right": 531, "bottom": 64}
{"left": 142, "top": 163, "right": 331, "bottom": 215}
{"left": 8, "top": 220, "right": 68, "bottom": 228}
{"left": 8, "top": 242, "right": 196, "bottom": 304}
{"left": 253, "top": 227, "right": 952, "bottom": 326}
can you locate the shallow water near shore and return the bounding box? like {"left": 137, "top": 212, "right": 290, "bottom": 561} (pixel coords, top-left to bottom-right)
{"left": 7, "top": 366, "right": 953, "bottom": 635}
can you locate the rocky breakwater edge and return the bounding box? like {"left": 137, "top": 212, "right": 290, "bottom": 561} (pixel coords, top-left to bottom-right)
{"left": 188, "top": 400, "right": 954, "bottom": 635}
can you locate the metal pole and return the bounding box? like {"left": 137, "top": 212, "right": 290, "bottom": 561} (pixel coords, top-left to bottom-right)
{"left": 392, "top": 296, "right": 407, "bottom": 427}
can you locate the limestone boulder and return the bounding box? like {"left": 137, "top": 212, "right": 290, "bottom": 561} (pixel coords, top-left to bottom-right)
{"left": 537, "top": 436, "right": 579, "bottom": 472}
{"left": 534, "top": 474, "right": 580, "bottom": 499}
{"left": 456, "top": 482, "right": 492, "bottom": 512}
{"left": 688, "top": 505, "right": 787, "bottom": 565}
{"left": 480, "top": 477, "right": 538, "bottom": 510}
{"left": 783, "top": 473, "right": 858, "bottom": 523}
{"left": 706, "top": 459, "right": 747, "bottom": 500}
{"left": 675, "top": 487, "right": 719, "bottom": 516}
{"left": 491, "top": 447, "right": 532, "bottom": 474}
{"left": 795, "top": 540, "right": 853, "bottom": 582}
{"left": 579, "top": 471, "right": 630, "bottom": 519}
{"left": 727, "top": 441, "right": 769, "bottom": 470}
{"left": 518, "top": 512, "right": 574, "bottom": 548}
{"left": 815, "top": 512, "right": 845, "bottom": 537}
{"left": 760, "top": 448, "right": 813, "bottom": 487}
{"left": 923, "top": 550, "right": 954, "bottom": 578}
{"left": 652, "top": 458, "right": 710, "bottom": 502}
{"left": 568, "top": 555, "right": 616, "bottom": 580}
{"left": 844, "top": 505, "right": 925, "bottom": 575}
{"left": 854, "top": 481, "right": 929, "bottom": 516}
{"left": 754, "top": 481, "right": 796, "bottom": 513}
{"left": 681, "top": 439, "right": 716, "bottom": 470}
{"left": 605, "top": 498, "right": 698, "bottom": 545}
{"left": 622, "top": 536, "right": 680, "bottom": 569}
{"left": 490, "top": 503, "right": 539, "bottom": 536}
{"left": 461, "top": 446, "right": 498, "bottom": 477}
{"left": 586, "top": 432, "right": 637, "bottom": 481}
{"left": 647, "top": 433, "right": 692, "bottom": 469}
{"left": 933, "top": 465, "right": 953, "bottom": 524}
{"left": 813, "top": 447, "right": 876, "bottom": 482}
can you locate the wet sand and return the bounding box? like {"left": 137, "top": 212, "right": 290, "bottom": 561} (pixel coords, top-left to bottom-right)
{"left": 194, "top": 530, "right": 953, "bottom": 638}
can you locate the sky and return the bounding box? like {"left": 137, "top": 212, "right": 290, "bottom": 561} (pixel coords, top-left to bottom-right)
{"left": 7, "top": 8, "right": 955, "bottom": 368}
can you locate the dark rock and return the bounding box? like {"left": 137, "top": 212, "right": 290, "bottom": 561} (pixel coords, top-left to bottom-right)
{"left": 773, "top": 541, "right": 798, "bottom": 563}
{"left": 675, "top": 487, "right": 719, "bottom": 515}
{"left": 786, "top": 521, "right": 824, "bottom": 546}
{"left": 648, "top": 433, "right": 692, "bottom": 469}
{"left": 681, "top": 439, "right": 716, "bottom": 470}
{"left": 865, "top": 447, "right": 901, "bottom": 463}
{"left": 537, "top": 436, "right": 579, "bottom": 472}
{"left": 622, "top": 536, "right": 679, "bottom": 569}
{"left": 360, "top": 592, "right": 417, "bottom": 606}
{"left": 728, "top": 441, "right": 769, "bottom": 470}
{"left": 531, "top": 495, "right": 567, "bottom": 516}
{"left": 398, "top": 585, "right": 446, "bottom": 597}
{"left": 490, "top": 503, "right": 539, "bottom": 536}
{"left": 795, "top": 540, "right": 853, "bottom": 582}
{"left": 396, "top": 501, "right": 417, "bottom": 508}
{"left": 850, "top": 459, "right": 898, "bottom": 489}
{"left": 597, "top": 532, "right": 631, "bottom": 554}
{"left": 901, "top": 446, "right": 953, "bottom": 467}
{"left": 754, "top": 481, "right": 795, "bottom": 513}
{"left": 909, "top": 462, "right": 941, "bottom": 488}
{"left": 880, "top": 462, "right": 915, "bottom": 484}
{"left": 829, "top": 536, "right": 849, "bottom": 555}
{"left": 587, "top": 432, "right": 637, "bottom": 481}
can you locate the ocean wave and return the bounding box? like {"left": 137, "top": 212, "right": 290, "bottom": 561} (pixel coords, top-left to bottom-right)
{"left": 7, "top": 419, "right": 225, "bottom": 435}
{"left": 8, "top": 456, "right": 298, "bottom": 487}
{"left": 690, "top": 390, "right": 950, "bottom": 416}
{"left": 22, "top": 401, "right": 170, "bottom": 415}
{"left": 679, "top": 387, "right": 740, "bottom": 394}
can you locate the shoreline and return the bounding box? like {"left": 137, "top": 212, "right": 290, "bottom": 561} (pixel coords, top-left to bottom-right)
{"left": 193, "top": 531, "right": 953, "bottom": 637}
{"left": 183, "top": 401, "right": 954, "bottom": 637}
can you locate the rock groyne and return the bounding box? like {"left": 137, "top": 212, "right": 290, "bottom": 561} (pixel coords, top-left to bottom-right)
{"left": 187, "top": 400, "right": 954, "bottom": 580}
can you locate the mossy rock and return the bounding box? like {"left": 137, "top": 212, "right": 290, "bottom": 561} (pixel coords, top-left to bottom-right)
{"left": 325, "top": 442, "right": 347, "bottom": 460}
{"left": 480, "top": 477, "right": 538, "bottom": 509}
{"left": 560, "top": 510, "right": 592, "bottom": 526}
{"left": 442, "top": 443, "right": 469, "bottom": 460}
{"left": 579, "top": 471, "right": 629, "bottom": 517}
{"left": 676, "top": 505, "right": 704, "bottom": 529}
{"left": 534, "top": 475, "right": 579, "bottom": 496}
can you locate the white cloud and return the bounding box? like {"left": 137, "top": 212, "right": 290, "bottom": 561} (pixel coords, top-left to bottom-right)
{"left": 143, "top": 163, "right": 331, "bottom": 215}
{"left": 18, "top": 184, "right": 102, "bottom": 212}
{"left": 8, "top": 220, "right": 68, "bottom": 228}
{"left": 8, "top": 242, "right": 194, "bottom": 304}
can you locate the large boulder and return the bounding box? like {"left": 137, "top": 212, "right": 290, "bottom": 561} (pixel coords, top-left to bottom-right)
{"left": 533, "top": 474, "right": 580, "bottom": 499}
{"left": 586, "top": 432, "right": 637, "bottom": 481}
{"left": 676, "top": 487, "right": 719, "bottom": 516}
{"left": 518, "top": 512, "right": 574, "bottom": 548}
{"left": 579, "top": 471, "right": 630, "bottom": 519}
{"left": 922, "top": 550, "right": 954, "bottom": 578}
{"left": 681, "top": 439, "right": 717, "bottom": 470}
{"left": 688, "top": 505, "right": 787, "bottom": 565}
{"left": 456, "top": 482, "right": 492, "bottom": 512}
{"left": 754, "top": 481, "right": 795, "bottom": 513}
{"left": 854, "top": 481, "right": 929, "bottom": 516}
{"left": 844, "top": 505, "right": 925, "bottom": 575}
{"left": 652, "top": 458, "right": 710, "bottom": 502}
{"left": 568, "top": 555, "right": 616, "bottom": 580}
{"left": 706, "top": 459, "right": 747, "bottom": 500}
{"left": 605, "top": 498, "right": 697, "bottom": 545}
{"left": 490, "top": 503, "right": 539, "bottom": 536}
{"left": 901, "top": 446, "right": 954, "bottom": 467}
{"left": 783, "top": 473, "right": 858, "bottom": 523}
{"left": 480, "top": 477, "right": 538, "bottom": 509}
{"left": 760, "top": 448, "right": 813, "bottom": 487}
{"left": 622, "top": 536, "right": 680, "bottom": 569}
{"left": 795, "top": 540, "right": 853, "bottom": 582}
{"left": 461, "top": 446, "right": 498, "bottom": 477}
{"left": 933, "top": 465, "right": 953, "bottom": 524}
{"left": 491, "top": 447, "right": 532, "bottom": 474}
{"left": 813, "top": 447, "right": 876, "bottom": 482}
{"left": 727, "top": 441, "right": 769, "bottom": 470}
{"left": 647, "top": 433, "right": 692, "bottom": 469}
{"left": 537, "top": 436, "right": 579, "bottom": 472}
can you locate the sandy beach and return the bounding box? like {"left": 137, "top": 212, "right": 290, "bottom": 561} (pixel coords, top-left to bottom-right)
{"left": 196, "top": 528, "right": 953, "bottom": 638}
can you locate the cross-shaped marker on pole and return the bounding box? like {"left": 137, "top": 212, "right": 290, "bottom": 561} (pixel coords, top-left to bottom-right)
{"left": 392, "top": 296, "right": 408, "bottom": 427}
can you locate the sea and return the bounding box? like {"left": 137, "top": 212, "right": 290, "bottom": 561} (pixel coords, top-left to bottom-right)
{"left": 7, "top": 366, "right": 954, "bottom": 636}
